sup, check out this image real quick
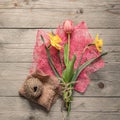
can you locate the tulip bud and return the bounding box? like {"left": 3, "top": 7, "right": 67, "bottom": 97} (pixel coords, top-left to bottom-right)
{"left": 63, "top": 20, "right": 74, "bottom": 33}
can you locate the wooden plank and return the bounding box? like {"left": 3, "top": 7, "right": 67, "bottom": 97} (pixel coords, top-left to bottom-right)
{"left": 0, "top": 62, "right": 119, "bottom": 75}
{"left": 0, "top": 97, "right": 120, "bottom": 112}
{"left": 0, "top": 97, "right": 61, "bottom": 112}
{"left": 1, "top": 42, "right": 120, "bottom": 51}
{"left": 0, "top": 112, "right": 62, "bottom": 120}
{"left": 0, "top": 112, "right": 120, "bottom": 120}
{"left": 0, "top": 74, "right": 120, "bottom": 97}
{"left": 0, "top": 0, "right": 119, "bottom": 9}
{"left": 71, "top": 97, "right": 120, "bottom": 112}
{"left": 0, "top": 29, "right": 120, "bottom": 45}
{"left": 0, "top": 63, "right": 120, "bottom": 97}
{"left": 0, "top": 29, "right": 119, "bottom": 62}
{"left": 0, "top": 97, "right": 120, "bottom": 119}
{"left": 0, "top": 8, "right": 119, "bottom": 28}
{"left": 0, "top": 1, "right": 119, "bottom": 120}
{"left": 0, "top": 28, "right": 119, "bottom": 96}
{"left": 0, "top": 110, "right": 62, "bottom": 120}
{"left": 69, "top": 112, "right": 120, "bottom": 120}
{"left": 0, "top": 45, "right": 119, "bottom": 62}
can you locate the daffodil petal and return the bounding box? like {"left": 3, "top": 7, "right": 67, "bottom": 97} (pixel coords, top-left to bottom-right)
{"left": 93, "top": 34, "right": 103, "bottom": 52}
{"left": 49, "top": 33, "right": 62, "bottom": 50}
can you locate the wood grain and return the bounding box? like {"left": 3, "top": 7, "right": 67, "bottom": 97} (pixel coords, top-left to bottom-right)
{"left": 0, "top": 112, "right": 63, "bottom": 120}
{"left": 0, "top": 97, "right": 61, "bottom": 112}
{"left": 0, "top": 97, "right": 120, "bottom": 112}
{"left": 0, "top": 8, "right": 119, "bottom": 28}
{"left": 0, "top": 62, "right": 120, "bottom": 97}
{"left": 0, "top": 45, "right": 119, "bottom": 62}
{"left": 0, "top": 29, "right": 120, "bottom": 44}
{"left": 69, "top": 112, "right": 120, "bottom": 120}
{"left": 0, "top": 29, "right": 119, "bottom": 63}
{"left": 0, "top": 0, "right": 119, "bottom": 9}
{"left": 0, "top": 0, "right": 120, "bottom": 120}
{"left": 0, "top": 28, "right": 120, "bottom": 97}
{"left": 0, "top": 112, "right": 120, "bottom": 120}
{"left": 71, "top": 97, "right": 120, "bottom": 112}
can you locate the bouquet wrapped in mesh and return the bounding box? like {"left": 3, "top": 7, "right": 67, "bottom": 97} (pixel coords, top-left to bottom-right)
{"left": 19, "top": 20, "right": 107, "bottom": 114}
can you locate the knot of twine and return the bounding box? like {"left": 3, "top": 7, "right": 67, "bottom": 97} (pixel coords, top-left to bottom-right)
{"left": 24, "top": 77, "right": 43, "bottom": 99}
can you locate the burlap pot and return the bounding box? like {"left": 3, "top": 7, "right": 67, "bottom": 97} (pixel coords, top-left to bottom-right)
{"left": 19, "top": 70, "right": 60, "bottom": 111}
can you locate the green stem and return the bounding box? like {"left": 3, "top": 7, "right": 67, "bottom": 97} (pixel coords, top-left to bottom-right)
{"left": 67, "top": 33, "right": 70, "bottom": 64}
{"left": 40, "top": 35, "right": 60, "bottom": 78}
{"left": 58, "top": 51, "right": 63, "bottom": 71}
{"left": 71, "top": 52, "right": 108, "bottom": 82}
{"left": 48, "top": 44, "right": 51, "bottom": 48}
{"left": 45, "top": 46, "right": 60, "bottom": 78}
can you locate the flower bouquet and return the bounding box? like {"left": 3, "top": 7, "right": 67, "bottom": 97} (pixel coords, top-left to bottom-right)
{"left": 19, "top": 20, "right": 107, "bottom": 118}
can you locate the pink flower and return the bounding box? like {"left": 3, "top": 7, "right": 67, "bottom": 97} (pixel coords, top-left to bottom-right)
{"left": 63, "top": 20, "right": 74, "bottom": 33}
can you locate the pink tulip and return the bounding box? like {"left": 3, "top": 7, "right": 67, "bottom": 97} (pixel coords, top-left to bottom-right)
{"left": 63, "top": 20, "right": 74, "bottom": 33}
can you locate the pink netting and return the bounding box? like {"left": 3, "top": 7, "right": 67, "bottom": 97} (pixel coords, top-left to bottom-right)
{"left": 30, "top": 21, "right": 104, "bottom": 93}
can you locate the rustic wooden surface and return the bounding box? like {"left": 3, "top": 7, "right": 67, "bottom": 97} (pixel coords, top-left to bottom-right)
{"left": 0, "top": 0, "right": 120, "bottom": 120}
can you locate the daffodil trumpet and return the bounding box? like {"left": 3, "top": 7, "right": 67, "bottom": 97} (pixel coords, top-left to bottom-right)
{"left": 94, "top": 34, "right": 103, "bottom": 52}
{"left": 48, "top": 33, "right": 62, "bottom": 50}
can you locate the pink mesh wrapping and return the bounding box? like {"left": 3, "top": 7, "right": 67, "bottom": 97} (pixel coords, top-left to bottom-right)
{"left": 30, "top": 30, "right": 62, "bottom": 76}
{"left": 30, "top": 21, "right": 104, "bottom": 93}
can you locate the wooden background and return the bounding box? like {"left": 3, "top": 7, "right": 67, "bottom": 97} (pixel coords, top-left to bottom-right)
{"left": 0, "top": 0, "right": 120, "bottom": 120}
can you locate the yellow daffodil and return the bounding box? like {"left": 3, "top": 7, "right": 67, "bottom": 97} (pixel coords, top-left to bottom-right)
{"left": 94, "top": 34, "right": 103, "bottom": 52}
{"left": 49, "top": 33, "right": 62, "bottom": 50}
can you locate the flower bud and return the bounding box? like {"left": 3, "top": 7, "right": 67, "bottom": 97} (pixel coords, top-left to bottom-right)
{"left": 63, "top": 20, "right": 74, "bottom": 33}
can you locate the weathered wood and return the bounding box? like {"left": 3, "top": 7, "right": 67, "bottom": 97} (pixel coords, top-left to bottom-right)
{"left": 0, "top": 29, "right": 120, "bottom": 45}
{"left": 0, "top": 0, "right": 119, "bottom": 9}
{"left": 0, "top": 62, "right": 119, "bottom": 73}
{"left": 0, "top": 112, "right": 120, "bottom": 120}
{"left": 0, "top": 28, "right": 119, "bottom": 62}
{"left": 0, "top": 1, "right": 120, "bottom": 119}
{"left": 0, "top": 112, "right": 63, "bottom": 120}
{"left": 0, "top": 28, "right": 119, "bottom": 97}
{"left": 0, "top": 97, "right": 61, "bottom": 112}
{"left": 71, "top": 97, "right": 120, "bottom": 112}
{"left": 0, "top": 76, "right": 120, "bottom": 97}
{"left": 69, "top": 112, "right": 120, "bottom": 120}
{"left": 0, "top": 8, "right": 119, "bottom": 28}
{"left": 0, "top": 45, "right": 119, "bottom": 62}
{"left": 0, "top": 97, "right": 120, "bottom": 112}
{"left": 0, "top": 62, "right": 119, "bottom": 97}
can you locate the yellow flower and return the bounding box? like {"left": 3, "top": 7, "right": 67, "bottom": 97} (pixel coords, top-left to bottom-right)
{"left": 94, "top": 34, "right": 103, "bottom": 52}
{"left": 49, "top": 33, "right": 62, "bottom": 50}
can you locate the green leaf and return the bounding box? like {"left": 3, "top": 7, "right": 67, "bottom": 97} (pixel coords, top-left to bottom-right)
{"left": 58, "top": 51, "right": 63, "bottom": 71}
{"left": 40, "top": 35, "right": 45, "bottom": 43}
{"left": 71, "top": 52, "right": 108, "bottom": 82}
{"left": 62, "top": 55, "right": 76, "bottom": 83}
{"left": 45, "top": 46, "right": 60, "bottom": 78}
{"left": 40, "top": 35, "right": 60, "bottom": 78}
{"left": 64, "top": 44, "right": 69, "bottom": 66}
